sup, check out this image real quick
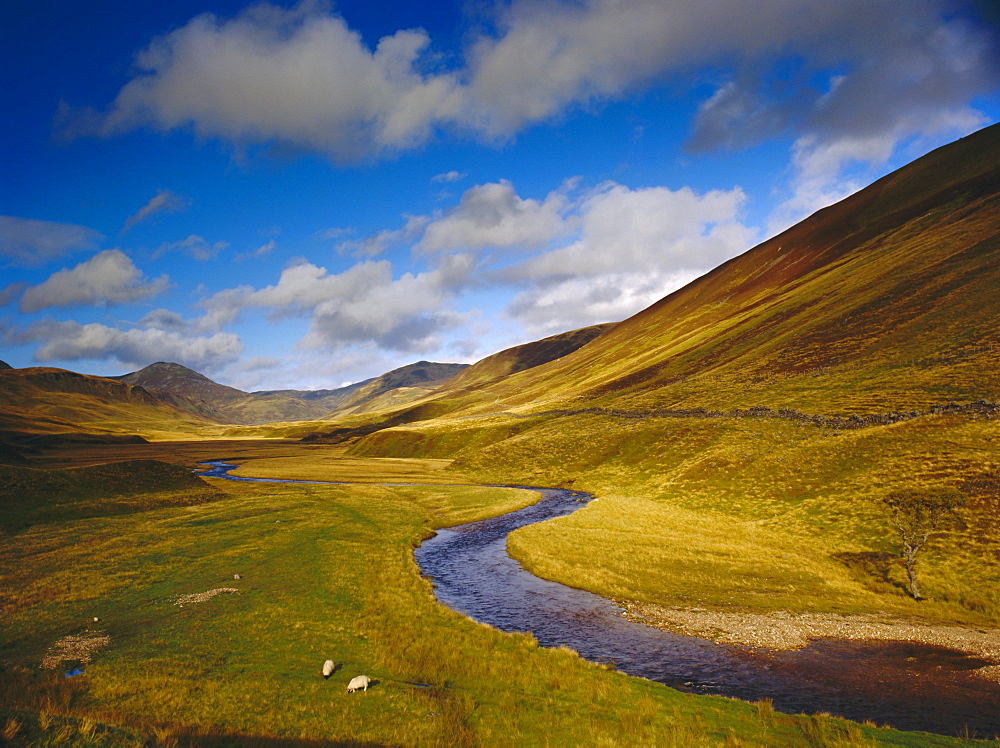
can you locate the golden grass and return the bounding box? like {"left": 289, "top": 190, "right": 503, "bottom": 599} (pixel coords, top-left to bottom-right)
{"left": 1, "top": 448, "right": 964, "bottom": 746}
{"left": 353, "top": 409, "right": 1000, "bottom": 625}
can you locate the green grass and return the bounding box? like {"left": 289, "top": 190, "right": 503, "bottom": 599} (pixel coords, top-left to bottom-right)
{"left": 0, "top": 460, "right": 226, "bottom": 534}
{"left": 0, "top": 453, "right": 976, "bottom": 746}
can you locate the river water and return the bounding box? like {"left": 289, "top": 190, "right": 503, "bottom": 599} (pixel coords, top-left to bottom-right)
{"left": 200, "top": 462, "right": 1000, "bottom": 738}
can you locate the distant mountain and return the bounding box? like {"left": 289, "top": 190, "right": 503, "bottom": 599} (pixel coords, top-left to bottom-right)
{"left": 0, "top": 357, "right": 470, "bottom": 433}
{"left": 0, "top": 366, "right": 213, "bottom": 439}
{"left": 0, "top": 361, "right": 12, "bottom": 370}
{"left": 112, "top": 360, "right": 468, "bottom": 425}
{"left": 114, "top": 362, "right": 245, "bottom": 402}
{"left": 324, "top": 361, "right": 469, "bottom": 417}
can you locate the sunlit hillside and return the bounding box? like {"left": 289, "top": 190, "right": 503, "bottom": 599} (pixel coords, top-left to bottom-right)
{"left": 0, "top": 367, "right": 215, "bottom": 440}
{"left": 344, "top": 123, "right": 1000, "bottom": 626}
{"left": 2, "top": 125, "right": 999, "bottom": 747}
{"left": 436, "top": 123, "right": 1000, "bottom": 416}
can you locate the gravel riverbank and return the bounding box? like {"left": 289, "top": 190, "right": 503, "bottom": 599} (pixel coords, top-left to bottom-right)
{"left": 621, "top": 602, "right": 1000, "bottom": 683}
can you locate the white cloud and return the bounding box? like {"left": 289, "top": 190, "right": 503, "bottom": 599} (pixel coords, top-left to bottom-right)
{"left": 508, "top": 269, "right": 702, "bottom": 336}
{"left": 0, "top": 216, "right": 104, "bottom": 267}
{"left": 69, "top": 0, "right": 997, "bottom": 167}
{"left": 19, "top": 249, "right": 170, "bottom": 313}
{"left": 418, "top": 180, "right": 571, "bottom": 254}
{"left": 499, "top": 181, "right": 757, "bottom": 333}
{"left": 139, "top": 308, "right": 190, "bottom": 332}
{"left": 154, "top": 234, "right": 229, "bottom": 261}
{"left": 767, "top": 106, "right": 990, "bottom": 236}
{"left": 336, "top": 177, "right": 756, "bottom": 337}
{"left": 315, "top": 226, "right": 353, "bottom": 241}
{"left": 509, "top": 183, "right": 752, "bottom": 281}
{"left": 336, "top": 215, "right": 426, "bottom": 257}
{"left": 302, "top": 254, "right": 474, "bottom": 352}
{"left": 199, "top": 254, "right": 474, "bottom": 353}
{"left": 71, "top": 2, "right": 464, "bottom": 161}
{"left": 19, "top": 319, "right": 242, "bottom": 372}
{"left": 122, "top": 189, "right": 190, "bottom": 234}
{"left": 0, "top": 282, "right": 28, "bottom": 307}
{"left": 431, "top": 170, "right": 466, "bottom": 183}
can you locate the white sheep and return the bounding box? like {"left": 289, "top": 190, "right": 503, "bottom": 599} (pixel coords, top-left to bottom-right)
{"left": 347, "top": 674, "right": 371, "bottom": 693}
{"left": 322, "top": 660, "right": 335, "bottom": 679}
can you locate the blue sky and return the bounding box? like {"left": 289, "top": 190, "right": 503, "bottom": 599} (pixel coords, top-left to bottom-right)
{"left": 2, "top": 0, "right": 998, "bottom": 391}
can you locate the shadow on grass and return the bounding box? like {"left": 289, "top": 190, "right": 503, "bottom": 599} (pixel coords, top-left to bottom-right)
{"left": 179, "top": 735, "right": 382, "bottom": 747}
{"left": 832, "top": 550, "right": 907, "bottom": 594}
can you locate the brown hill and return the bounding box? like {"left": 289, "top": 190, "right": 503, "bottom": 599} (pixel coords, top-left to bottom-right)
{"left": 340, "top": 124, "right": 1000, "bottom": 626}
{"left": 324, "top": 361, "right": 469, "bottom": 417}
{"left": 446, "top": 324, "right": 614, "bottom": 390}
{"left": 115, "top": 360, "right": 469, "bottom": 424}
{"left": 0, "top": 366, "right": 214, "bottom": 439}
{"left": 438, "top": 123, "right": 1000, "bottom": 417}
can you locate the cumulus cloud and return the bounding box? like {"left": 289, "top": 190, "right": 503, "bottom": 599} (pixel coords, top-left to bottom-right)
{"left": 122, "top": 189, "right": 190, "bottom": 234}
{"left": 68, "top": 1, "right": 464, "bottom": 161}
{"left": 199, "top": 254, "right": 474, "bottom": 352}
{"left": 0, "top": 282, "right": 28, "bottom": 307}
{"left": 0, "top": 216, "right": 104, "bottom": 267}
{"left": 336, "top": 215, "right": 426, "bottom": 257}
{"left": 499, "top": 181, "right": 757, "bottom": 334}
{"left": 19, "top": 249, "right": 170, "bottom": 313}
{"left": 139, "top": 308, "right": 191, "bottom": 332}
{"left": 507, "top": 269, "right": 702, "bottom": 335}
{"left": 63, "top": 0, "right": 998, "bottom": 170}
{"left": 766, "top": 104, "right": 991, "bottom": 236}
{"left": 418, "top": 180, "right": 570, "bottom": 254}
{"left": 234, "top": 239, "right": 277, "bottom": 261}
{"left": 339, "top": 177, "right": 755, "bottom": 336}
{"left": 302, "top": 254, "right": 473, "bottom": 352}
{"left": 14, "top": 319, "right": 242, "bottom": 371}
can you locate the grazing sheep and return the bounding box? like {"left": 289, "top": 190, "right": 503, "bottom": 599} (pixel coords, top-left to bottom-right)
{"left": 322, "top": 660, "right": 335, "bottom": 678}
{"left": 347, "top": 675, "right": 371, "bottom": 693}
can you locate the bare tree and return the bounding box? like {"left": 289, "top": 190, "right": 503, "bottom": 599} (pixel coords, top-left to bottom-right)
{"left": 879, "top": 487, "right": 967, "bottom": 600}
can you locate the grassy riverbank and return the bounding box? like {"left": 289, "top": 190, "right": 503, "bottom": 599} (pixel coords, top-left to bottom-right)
{"left": 354, "top": 409, "right": 1000, "bottom": 629}
{"left": 0, "top": 448, "right": 981, "bottom": 745}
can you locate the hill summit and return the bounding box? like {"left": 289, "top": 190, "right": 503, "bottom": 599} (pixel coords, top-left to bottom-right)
{"left": 115, "top": 362, "right": 247, "bottom": 402}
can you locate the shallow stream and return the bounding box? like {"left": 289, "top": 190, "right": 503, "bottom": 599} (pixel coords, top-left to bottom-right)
{"left": 201, "top": 462, "right": 1000, "bottom": 738}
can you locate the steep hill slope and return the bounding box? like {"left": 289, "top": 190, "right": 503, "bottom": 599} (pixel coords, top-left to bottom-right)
{"left": 446, "top": 324, "right": 614, "bottom": 390}
{"left": 346, "top": 124, "right": 1000, "bottom": 626}
{"left": 471, "top": 124, "right": 1000, "bottom": 416}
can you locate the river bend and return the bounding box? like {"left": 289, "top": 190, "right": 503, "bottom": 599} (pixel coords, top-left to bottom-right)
{"left": 200, "top": 462, "right": 1000, "bottom": 738}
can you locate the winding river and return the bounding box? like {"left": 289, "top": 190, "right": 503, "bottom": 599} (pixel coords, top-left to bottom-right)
{"left": 200, "top": 462, "right": 1000, "bottom": 739}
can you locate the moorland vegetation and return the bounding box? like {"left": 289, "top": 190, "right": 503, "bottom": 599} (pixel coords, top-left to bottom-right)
{"left": 1, "top": 124, "right": 998, "bottom": 745}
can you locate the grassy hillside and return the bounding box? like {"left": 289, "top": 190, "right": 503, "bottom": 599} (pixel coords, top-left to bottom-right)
{"left": 0, "top": 451, "right": 967, "bottom": 746}
{"left": 0, "top": 367, "right": 217, "bottom": 440}
{"left": 440, "top": 124, "right": 998, "bottom": 416}
{"left": 0, "top": 459, "right": 225, "bottom": 533}
{"left": 324, "top": 361, "right": 469, "bottom": 418}
{"left": 347, "top": 124, "right": 1000, "bottom": 627}
{"left": 445, "top": 323, "right": 615, "bottom": 390}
